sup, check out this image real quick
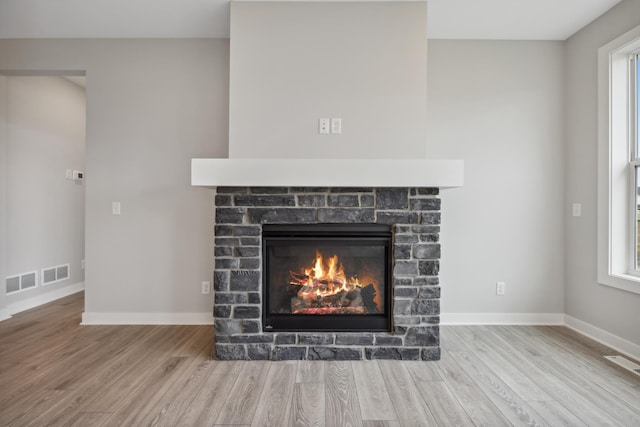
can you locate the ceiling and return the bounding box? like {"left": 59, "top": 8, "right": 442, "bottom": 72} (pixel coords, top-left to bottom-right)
{"left": 0, "top": 0, "right": 622, "bottom": 41}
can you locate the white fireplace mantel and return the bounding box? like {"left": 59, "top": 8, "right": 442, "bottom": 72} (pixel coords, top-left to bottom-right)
{"left": 191, "top": 158, "right": 463, "bottom": 188}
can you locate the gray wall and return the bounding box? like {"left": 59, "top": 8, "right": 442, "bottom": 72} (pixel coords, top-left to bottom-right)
{"left": 3, "top": 76, "right": 85, "bottom": 304}
{"left": 426, "top": 40, "right": 566, "bottom": 318}
{"left": 565, "top": 0, "right": 640, "bottom": 345}
{"left": 0, "top": 10, "right": 636, "bottom": 346}
{"left": 0, "top": 37, "right": 571, "bottom": 324}
{"left": 0, "top": 39, "right": 229, "bottom": 317}
{"left": 229, "top": 1, "right": 428, "bottom": 159}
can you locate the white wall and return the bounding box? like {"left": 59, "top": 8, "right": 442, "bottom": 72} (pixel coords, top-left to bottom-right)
{"left": 229, "top": 1, "right": 428, "bottom": 159}
{"left": 426, "top": 41, "right": 566, "bottom": 320}
{"left": 0, "top": 39, "right": 229, "bottom": 320}
{"left": 3, "top": 76, "right": 85, "bottom": 304}
{"left": 565, "top": 0, "right": 640, "bottom": 345}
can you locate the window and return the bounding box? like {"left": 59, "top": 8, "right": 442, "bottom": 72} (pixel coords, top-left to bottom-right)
{"left": 634, "top": 52, "right": 640, "bottom": 271}
{"left": 598, "top": 26, "right": 640, "bottom": 294}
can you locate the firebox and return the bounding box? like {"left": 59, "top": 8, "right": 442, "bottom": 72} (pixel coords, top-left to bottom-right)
{"left": 262, "top": 224, "right": 392, "bottom": 332}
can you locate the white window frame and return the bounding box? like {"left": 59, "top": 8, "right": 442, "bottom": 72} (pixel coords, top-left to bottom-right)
{"left": 597, "top": 25, "right": 640, "bottom": 294}
{"left": 630, "top": 51, "right": 639, "bottom": 274}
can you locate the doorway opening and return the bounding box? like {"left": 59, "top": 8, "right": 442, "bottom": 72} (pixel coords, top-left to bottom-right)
{"left": 0, "top": 72, "right": 87, "bottom": 316}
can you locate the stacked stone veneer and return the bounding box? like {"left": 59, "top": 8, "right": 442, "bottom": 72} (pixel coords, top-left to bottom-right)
{"left": 213, "top": 187, "right": 441, "bottom": 361}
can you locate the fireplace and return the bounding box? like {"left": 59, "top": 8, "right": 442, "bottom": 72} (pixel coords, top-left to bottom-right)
{"left": 262, "top": 224, "right": 392, "bottom": 332}
{"left": 212, "top": 187, "right": 441, "bottom": 361}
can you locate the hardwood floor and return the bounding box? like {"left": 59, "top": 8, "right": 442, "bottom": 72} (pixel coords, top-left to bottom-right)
{"left": 1, "top": 292, "right": 639, "bottom": 426}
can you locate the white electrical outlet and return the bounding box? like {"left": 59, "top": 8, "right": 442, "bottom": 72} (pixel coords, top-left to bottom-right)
{"left": 330, "top": 118, "right": 342, "bottom": 134}
{"left": 202, "top": 281, "right": 211, "bottom": 294}
{"left": 572, "top": 203, "right": 582, "bottom": 217}
{"left": 496, "top": 281, "right": 506, "bottom": 295}
{"left": 112, "top": 202, "right": 121, "bottom": 215}
{"left": 319, "top": 118, "right": 330, "bottom": 134}
{"left": 65, "top": 169, "right": 73, "bottom": 179}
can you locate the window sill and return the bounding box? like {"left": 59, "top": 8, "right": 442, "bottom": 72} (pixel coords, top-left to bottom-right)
{"left": 599, "top": 272, "right": 640, "bottom": 295}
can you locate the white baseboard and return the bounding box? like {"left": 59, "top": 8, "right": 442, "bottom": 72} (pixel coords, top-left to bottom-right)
{"left": 6, "top": 299, "right": 639, "bottom": 359}
{"left": 441, "top": 312, "right": 565, "bottom": 325}
{"left": 564, "top": 315, "right": 640, "bottom": 362}
{"left": 81, "top": 311, "right": 214, "bottom": 325}
{"left": 0, "top": 282, "right": 84, "bottom": 321}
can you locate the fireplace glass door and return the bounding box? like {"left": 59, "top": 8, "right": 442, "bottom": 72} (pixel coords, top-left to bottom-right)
{"left": 262, "top": 224, "right": 392, "bottom": 332}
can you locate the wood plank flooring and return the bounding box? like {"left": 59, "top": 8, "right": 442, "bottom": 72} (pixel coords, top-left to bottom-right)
{"left": 1, "top": 292, "right": 639, "bottom": 426}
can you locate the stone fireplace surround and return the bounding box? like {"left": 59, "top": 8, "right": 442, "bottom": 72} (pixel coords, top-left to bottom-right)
{"left": 213, "top": 186, "right": 441, "bottom": 360}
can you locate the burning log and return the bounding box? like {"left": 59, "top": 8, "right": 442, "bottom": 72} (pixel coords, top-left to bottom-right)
{"left": 292, "top": 306, "right": 366, "bottom": 315}
{"left": 289, "top": 279, "right": 345, "bottom": 288}
{"left": 291, "top": 286, "right": 368, "bottom": 313}
{"left": 289, "top": 271, "right": 309, "bottom": 282}
{"left": 360, "top": 284, "right": 378, "bottom": 313}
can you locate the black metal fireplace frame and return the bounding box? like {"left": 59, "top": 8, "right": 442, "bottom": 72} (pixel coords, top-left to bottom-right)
{"left": 262, "top": 223, "right": 393, "bottom": 332}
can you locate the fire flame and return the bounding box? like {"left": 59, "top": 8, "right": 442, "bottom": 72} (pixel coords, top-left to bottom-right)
{"left": 290, "top": 251, "right": 362, "bottom": 298}
{"left": 288, "top": 251, "right": 382, "bottom": 314}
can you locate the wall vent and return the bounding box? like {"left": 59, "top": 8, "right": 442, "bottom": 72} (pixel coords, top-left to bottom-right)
{"left": 41, "top": 264, "right": 70, "bottom": 286}
{"left": 5, "top": 271, "right": 38, "bottom": 294}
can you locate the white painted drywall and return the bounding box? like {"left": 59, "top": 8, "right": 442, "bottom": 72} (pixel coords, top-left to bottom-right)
{"left": 2, "top": 76, "right": 85, "bottom": 304}
{"left": 565, "top": 0, "right": 640, "bottom": 346}
{"left": 229, "top": 1, "right": 428, "bottom": 159}
{"left": 0, "top": 39, "right": 229, "bottom": 318}
{"left": 426, "top": 40, "right": 566, "bottom": 317}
